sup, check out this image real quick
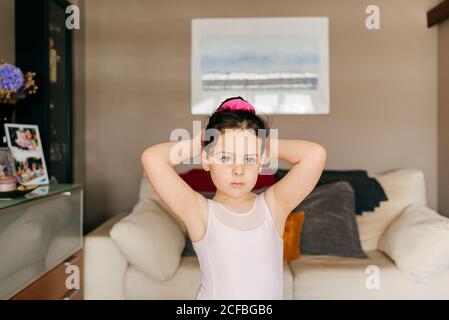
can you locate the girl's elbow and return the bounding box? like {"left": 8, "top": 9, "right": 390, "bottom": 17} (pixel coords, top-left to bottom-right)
{"left": 141, "top": 148, "right": 156, "bottom": 165}
{"left": 314, "top": 144, "right": 327, "bottom": 165}
{"left": 314, "top": 144, "right": 327, "bottom": 157}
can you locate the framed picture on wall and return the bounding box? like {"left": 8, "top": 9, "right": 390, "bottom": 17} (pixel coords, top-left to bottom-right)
{"left": 4, "top": 123, "right": 49, "bottom": 186}
{"left": 191, "top": 17, "right": 330, "bottom": 115}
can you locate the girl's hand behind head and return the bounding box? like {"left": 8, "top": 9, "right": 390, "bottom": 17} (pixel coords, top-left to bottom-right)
{"left": 193, "top": 127, "right": 205, "bottom": 146}
{"left": 193, "top": 127, "right": 205, "bottom": 158}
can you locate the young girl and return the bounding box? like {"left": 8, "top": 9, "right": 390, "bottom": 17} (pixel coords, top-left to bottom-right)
{"left": 141, "top": 97, "right": 327, "bottom": 300}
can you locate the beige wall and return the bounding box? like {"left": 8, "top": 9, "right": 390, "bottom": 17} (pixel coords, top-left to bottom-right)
{"left": 0, "top": 0, "right": 14, "bottom": 63}
{"left": 438, "top": 18, "right": 449, "bottom": 217}
{"left": 84, "top": 0, "right": 440, "bottom": 233}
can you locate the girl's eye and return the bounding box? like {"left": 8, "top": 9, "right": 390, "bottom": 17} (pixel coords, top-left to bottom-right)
{"left": 220, "top": 155, "right": 231, "bottom": 163}
{"left": 245, "top": 157, "right": 257, "bottom": 164}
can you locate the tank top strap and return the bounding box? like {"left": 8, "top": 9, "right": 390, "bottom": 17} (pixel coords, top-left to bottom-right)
{"left": 259, "top": 191, "right": 284, "bottom": 241}
{"left": 259, "top": 192, "right": 272, "bottom": 220}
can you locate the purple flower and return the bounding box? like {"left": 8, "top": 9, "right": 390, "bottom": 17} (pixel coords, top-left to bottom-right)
{"left": 0, "top": 63, "right": 24, "bottom": 92}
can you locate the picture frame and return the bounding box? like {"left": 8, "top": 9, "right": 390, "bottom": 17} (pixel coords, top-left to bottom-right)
{"left": 0, "top": 147, "right": 17, "bottom": 178}
{"left": 4, "top": 123, "right": 50, "bottom": 186}
{"left": 191, "top": 17, "right": 330, "bottom": 115}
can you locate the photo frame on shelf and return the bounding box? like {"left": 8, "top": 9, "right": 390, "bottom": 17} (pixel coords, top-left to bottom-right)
{"left": 4, "top": 123, "right": 49, "bottom": 186}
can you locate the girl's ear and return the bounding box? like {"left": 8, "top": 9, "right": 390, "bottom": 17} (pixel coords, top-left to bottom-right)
{"left": 201, "top": 150, "right": 211, "bottom": 171}
{"left": 258, "top": 154, "right": 266, "bottom": 173}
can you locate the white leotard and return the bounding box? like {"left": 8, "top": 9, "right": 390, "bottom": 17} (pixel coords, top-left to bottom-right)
{"left": 192, "top": 192, "right": 284, "bottom": 300}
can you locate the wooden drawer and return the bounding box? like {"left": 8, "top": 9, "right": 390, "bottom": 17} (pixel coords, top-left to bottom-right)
{"left": 61, "top": 288, "right": 83, "bottom": 300}
{"left": 11, "top": 249, "right": 83, "bottom": 300}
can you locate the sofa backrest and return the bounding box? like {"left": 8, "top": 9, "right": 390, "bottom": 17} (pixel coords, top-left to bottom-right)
{"left": 139, "top": 168, "right": 428, "bottom": 251}
{"left": 357, "top": 169, "right": 427, "bottom": 251}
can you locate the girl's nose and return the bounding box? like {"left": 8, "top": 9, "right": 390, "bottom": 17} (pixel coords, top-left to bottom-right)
{"left": 232, "top": 164, "right": 244, "bottom": 176}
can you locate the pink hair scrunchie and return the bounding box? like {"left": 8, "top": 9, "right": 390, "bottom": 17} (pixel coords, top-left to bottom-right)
{"left": 216, "top": 98, "right": 256, "bottom": 114}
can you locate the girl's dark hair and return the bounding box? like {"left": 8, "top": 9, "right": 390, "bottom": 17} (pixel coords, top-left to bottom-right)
{"left": 202, "top": 96, "right": 272, "bottom": 154}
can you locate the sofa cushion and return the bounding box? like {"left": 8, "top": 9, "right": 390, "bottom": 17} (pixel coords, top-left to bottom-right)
{"left": 139, "top": 173, "right": 188, "bottom": 234}
{"left": 275, "top": 169, "right": 388, "bottom": 214}
{"left": 314, "top": 170, "right": 388, "bottom": 214}
{"left": 356, "top": 169, "right": 427, "bottom": 251}
{"left": 283, "top": 211, "right": 305, "bottom": 262}
{"left": 378, "top": 203, "right": 449, "bottom": 283}
{"left": 178, "top": 169, "right": 216, "bottom": 192}
{"left": 110, "top": 199, "right": 185, "bottom": 281}
{"left": 178, "top": 168, "right": 277, "bottom": 192}
{"left": 297, "top": 181, "right": 367, "bottom": 258}
{"left": 290, "top": 250, "right": 449, "bottom": 299}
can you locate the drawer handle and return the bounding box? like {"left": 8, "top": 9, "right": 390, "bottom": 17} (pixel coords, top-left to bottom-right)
{"left": 64, "top": 254, "right": 80, "bottom": 266}
{"left": 63, "top": 289, "right": 79, "bottom": 300}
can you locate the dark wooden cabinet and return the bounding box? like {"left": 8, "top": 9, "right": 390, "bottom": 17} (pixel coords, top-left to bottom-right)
{"left": 15, "top": 0, "right": 73, "bottom": 184}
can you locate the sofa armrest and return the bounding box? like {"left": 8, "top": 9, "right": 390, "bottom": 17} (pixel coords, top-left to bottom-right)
{"left": 83, "top": 212, "right": 130, "bottom": 300}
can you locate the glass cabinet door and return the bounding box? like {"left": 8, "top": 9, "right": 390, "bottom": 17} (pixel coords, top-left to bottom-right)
{"left": 0, "top": 187, "right": 82, "bottom": 299}
{"left": 15, "top": 0, "right": 74, "bottom": 184}
{"left": 48, "top": 0, "right": 72, "bottom": 184}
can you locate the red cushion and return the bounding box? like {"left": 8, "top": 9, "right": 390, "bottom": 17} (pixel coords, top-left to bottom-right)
{"left": 179, "top": 169, "right": 276, "bottom": 192}
{"left": 179, "top": 169, "right": 215, "bottom": 192}
{"left": 254, "top": 173, "right": 277, "bottom": 189}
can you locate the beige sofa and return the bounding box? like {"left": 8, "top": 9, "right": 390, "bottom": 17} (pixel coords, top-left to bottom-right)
{"left": 83, "top": 168, "right": 449, "bottom": 299}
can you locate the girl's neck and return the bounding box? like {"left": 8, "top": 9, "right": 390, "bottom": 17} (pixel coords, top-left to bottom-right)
{"left": 212, "top": 190, "right": 257, "bottom": 209}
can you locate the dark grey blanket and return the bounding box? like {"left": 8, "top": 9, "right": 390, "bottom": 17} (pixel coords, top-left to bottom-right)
{"left": 275, "top": 169, "right": 388, "bottom": 215}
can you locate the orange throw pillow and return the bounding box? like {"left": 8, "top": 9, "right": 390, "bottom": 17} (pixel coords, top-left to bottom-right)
{"left": 283, "top": 211, "right": 305, "bottom": 262}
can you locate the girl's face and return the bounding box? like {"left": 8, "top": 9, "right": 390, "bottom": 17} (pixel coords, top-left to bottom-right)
{"left": 201, "top": 128, "right": 266, "bottom": 197}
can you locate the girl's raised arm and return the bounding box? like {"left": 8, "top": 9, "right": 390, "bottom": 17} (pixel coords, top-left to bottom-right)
{"left": 265, "top": 139, "right": 327, "bottom": 220}
{"left": 140, "top": 130, "right": 205, "bottom": 224}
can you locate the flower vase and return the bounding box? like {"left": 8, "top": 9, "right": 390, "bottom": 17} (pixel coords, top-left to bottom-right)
{"left": 0, "top": 103, "right": 15, "bottom": 147}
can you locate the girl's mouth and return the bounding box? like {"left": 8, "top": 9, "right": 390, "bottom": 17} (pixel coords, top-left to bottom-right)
{"left": 230, "top": 182, "right": 245, "bottom": 187}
